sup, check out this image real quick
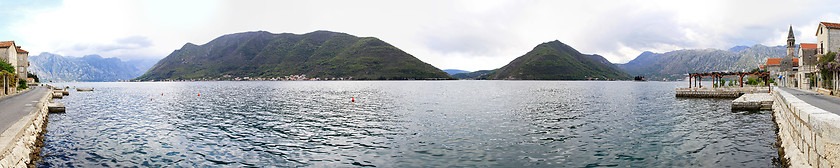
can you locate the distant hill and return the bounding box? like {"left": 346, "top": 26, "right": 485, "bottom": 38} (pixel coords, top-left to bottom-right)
{"left": 452, "top": 69, "right": 496, "bottom": 79}
{"left": 136, "top": 30, "right": 452, "bottom": 81}
{"left": 486, "top": 40, "right": 631, "bottom": 80}
{"left": 617, "top": 44, "right": 786, "bottom": 80}
{"left": 728, "top": 45, "right": 750, "bottom": 52}
{"left": 28, "top": 52, "right": 149, "bottom": 82}
{"left": 443, "top": 69, "right": 470, "bottom": 75}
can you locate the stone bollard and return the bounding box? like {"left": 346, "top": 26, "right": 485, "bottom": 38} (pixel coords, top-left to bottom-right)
{"left": 52, "top": 92, "right": 63, "bottom": 99}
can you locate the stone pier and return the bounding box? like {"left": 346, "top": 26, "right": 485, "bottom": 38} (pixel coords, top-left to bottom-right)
{"left": 675, "top": 87, "right": 770, "bottom": 98}
{"left": 732, "top": 93, "right": 774, "bottom": 110}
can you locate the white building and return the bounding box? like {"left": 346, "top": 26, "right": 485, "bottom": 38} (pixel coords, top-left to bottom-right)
{"left": 816, "top": 22, "right": 840, "bottom": 54}
{"left": 797, "top": 43, "right": 818, "bottom": 89}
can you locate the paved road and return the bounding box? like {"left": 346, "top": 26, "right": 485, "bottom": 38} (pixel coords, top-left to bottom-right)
{"left": 778, "top": 87, "right": 840, "bottom": 115}
{"left": 0, "top": 86, "right": 49, "bottom": 134}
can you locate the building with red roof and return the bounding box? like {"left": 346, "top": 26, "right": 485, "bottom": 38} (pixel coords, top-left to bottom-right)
{"left": 816, "top": 22, "right": 840, "bottom": 54}
{"left": 0, "top": 41, "right": 30, "bottom": 80}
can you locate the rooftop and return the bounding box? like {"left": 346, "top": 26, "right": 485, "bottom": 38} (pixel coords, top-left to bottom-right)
{"left": 766, "top": 58, "right": 781, "bottom": 65}
{"left": 801, "top": 43, "right": 818, "bottom": 49}
{"left": 0, "top": 41, "right": 13, "bottom": 48}
{"left": 822, "top": 22, "right": 840, "bottom": 29}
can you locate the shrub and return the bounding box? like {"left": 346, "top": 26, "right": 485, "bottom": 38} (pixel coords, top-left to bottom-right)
{"left": 17, "top": 78, "right": 27, "bottom": 90}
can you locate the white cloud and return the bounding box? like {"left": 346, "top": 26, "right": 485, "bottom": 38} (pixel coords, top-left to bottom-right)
{"left": 5, "top": 0, "right": 840, "bottom": 71}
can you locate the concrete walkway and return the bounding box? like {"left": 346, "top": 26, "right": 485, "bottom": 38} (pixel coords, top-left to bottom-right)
{"left": 0, "top": 86, "right": 49, "bottom": 134}
{"left": 777, "top": 87, "right": 840, "bottom": 115}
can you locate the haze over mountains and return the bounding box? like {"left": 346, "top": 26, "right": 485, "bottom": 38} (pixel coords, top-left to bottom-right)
{"left": 27, "top": 30, "right": 787, "bottom": 82}
{"left": 616, "top": 44, "right": 786, "bottom": 80}
{"left": 28, "top": 52, "right": 156, "bottom": 82}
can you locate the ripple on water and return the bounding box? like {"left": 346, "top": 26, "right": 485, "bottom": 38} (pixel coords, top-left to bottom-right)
{"left": 38, "top": 81, "right": 778, "bottom": 167}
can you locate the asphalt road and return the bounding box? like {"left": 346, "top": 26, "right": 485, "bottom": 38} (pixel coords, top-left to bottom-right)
{"left": 0, "top": 86, "right": 49, "bottom": 134}
{"left": 778, "top": 87, "right": 840, "bottom": 115}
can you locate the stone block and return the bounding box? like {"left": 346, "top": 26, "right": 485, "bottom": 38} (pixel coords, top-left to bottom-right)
{"left": 816, "top": 135, "right": 826, "bottom": 155}
{"left": 0, "top": 156, "right": 12, "bottom": 168}
{"left": 804, "top": 126, "right": 814, "bottom": 148}
{"left": 824, "top": 142, "right": 840, "bottom": 167}
{"left": 810, "top": 146, "right": 819, "bottom": 166}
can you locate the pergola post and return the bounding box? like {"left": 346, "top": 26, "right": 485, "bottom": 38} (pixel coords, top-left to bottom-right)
{"left": 689, "top": 74, "right": 692, "bottom": 88}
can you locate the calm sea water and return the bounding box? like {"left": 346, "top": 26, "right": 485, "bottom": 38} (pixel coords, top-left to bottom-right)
{"left": 37, "top": 81, "right": 778, "bottom": 167}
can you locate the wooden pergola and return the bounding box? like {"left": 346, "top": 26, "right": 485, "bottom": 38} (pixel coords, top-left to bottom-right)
{"left": 688, "top": 71, "right": 770, "bottom": 88}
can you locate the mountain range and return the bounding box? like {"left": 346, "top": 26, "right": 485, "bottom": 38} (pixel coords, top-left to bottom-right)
{"left": 485, "top": 40, "right": 631, "bottom": 80}
{"left": 28, "top": 52, "right": 156, "bottom": 82}
{"left": 616, "top": 44, "right": 786, "bottom": 80}
{"left": 136, "top": 30, "right": 452, "bottom": 81}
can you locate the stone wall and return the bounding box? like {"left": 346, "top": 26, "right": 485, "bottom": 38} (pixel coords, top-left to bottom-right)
{"left": 773, "top": 87, "right": 840, "bottom": 167}
{"left": 0, "top": 89, "right": 50, "bottom": 167}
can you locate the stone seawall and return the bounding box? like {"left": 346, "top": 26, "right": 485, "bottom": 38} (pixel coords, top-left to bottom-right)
{"left": 773, "top": 87, "right": 840, "bottom": 167}
{"left": 0, "top": 89, "right": 50, "bottom": 167}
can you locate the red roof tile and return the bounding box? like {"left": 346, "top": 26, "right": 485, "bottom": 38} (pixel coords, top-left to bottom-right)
{"left": 801, "top": 43, "right": 818, "bottom": 49}
{"left": 766, "top": 58, "right": 781, "bottom": 65}
{"left": 822, "top": 22, "right": 840, "bottom": 29}
{"left": 16, "top": 47, "right": 28, "bottom": 53}
{"left": 0, "top": 41, "right": 13, "bottom": 48}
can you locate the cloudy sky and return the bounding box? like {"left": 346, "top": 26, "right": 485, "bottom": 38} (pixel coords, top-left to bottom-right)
{"left": 2, "top": 0, "right": 840, "bottom": 71}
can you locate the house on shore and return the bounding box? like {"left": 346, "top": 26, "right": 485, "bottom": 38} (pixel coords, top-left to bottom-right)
{"left": 0, "top": 41, "right": 30, "bottom": 96}
{"left": 0, "top": 41, "right": 29, "bottom": 79}
{"left": 817, "top": 22, "right": 840, "bottom": 55}
{"left": 796, "top": 43, "right": 818, "bottom": 89}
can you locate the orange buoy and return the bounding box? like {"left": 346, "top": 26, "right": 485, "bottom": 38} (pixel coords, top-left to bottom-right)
{"left": 161, "top": 93, "right": 164, "bottom": 96}
{"left": 351, "top": 97, "right": 355, "bottom": 102}
{"left": 198, "top": 93, "right": 201, "bottom": 96}
{"left": 151, "top": 98, "right": 153, "bottom": 101}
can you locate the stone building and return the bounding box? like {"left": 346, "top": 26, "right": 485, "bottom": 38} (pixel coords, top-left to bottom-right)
{"left": 0, "top": 41, "right": 29, "bottom": 79}
{"left": 796, "top": 43, "right": 818, "bottom": 89}
{"left": 777, "top": 26, "right": 799, "bottom": 87}
{"left": 816, "top": 22, "right": 840, "bottom": 54}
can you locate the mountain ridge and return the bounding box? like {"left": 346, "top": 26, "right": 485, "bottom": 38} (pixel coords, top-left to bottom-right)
{"left": 617, "top": 44, "right": 786, "bottom": 80}
{"left": 137, "top": 30, "right": 453, "bottom": 80}
{"left": 486, "top": 40, "right": 631, "bottom": 80}
{"left": 28, "top": 52, "right": 150, "bottom": 82}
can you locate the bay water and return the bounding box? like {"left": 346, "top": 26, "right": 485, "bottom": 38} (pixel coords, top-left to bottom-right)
{"left": 37, "top": 81, "right": 778, "bottom": 167}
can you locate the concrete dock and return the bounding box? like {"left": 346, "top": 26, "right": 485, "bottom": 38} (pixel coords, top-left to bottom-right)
{"left": 731, "top": 93, "right": 773, "bottom": 110}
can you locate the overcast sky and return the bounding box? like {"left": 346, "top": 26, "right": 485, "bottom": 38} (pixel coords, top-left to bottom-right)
{"left": 2, "top": 0, "right": 840, "bottom": 71}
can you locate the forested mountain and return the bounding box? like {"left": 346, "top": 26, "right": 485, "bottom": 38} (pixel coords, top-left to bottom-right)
{"left": 136, "top": 30, "right": 453, "bottom": 81}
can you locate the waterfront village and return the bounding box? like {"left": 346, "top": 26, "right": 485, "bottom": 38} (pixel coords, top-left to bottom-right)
{"left": 6, "top": 21, "right": 840, "bottom": 167}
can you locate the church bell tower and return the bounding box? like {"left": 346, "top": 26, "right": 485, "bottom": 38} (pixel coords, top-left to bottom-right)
{"left": 787, "top": 25, "right": 796, "bottom": 57}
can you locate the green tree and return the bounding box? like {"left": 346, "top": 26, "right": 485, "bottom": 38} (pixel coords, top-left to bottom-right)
{"left": 0, "top": 61, "right": 14, "bottom": 74}
{"left": 27, "top": 72, "right": 39, "bottom": 83}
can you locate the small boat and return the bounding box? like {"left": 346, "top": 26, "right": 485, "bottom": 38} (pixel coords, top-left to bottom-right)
{"left": 76, "top": 88, "right": 94, "bottom": 91}
{"left": 634, "top": 76, "right": 647, "bottom": 81}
